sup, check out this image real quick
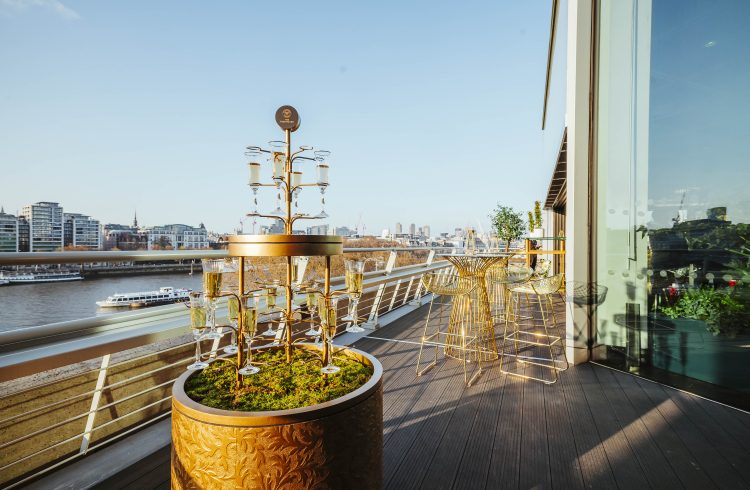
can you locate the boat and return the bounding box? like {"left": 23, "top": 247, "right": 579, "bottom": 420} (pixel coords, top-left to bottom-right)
{"left": 0, "top": 279, "right": 8, "bottom": 286}
{"left": 96, "top": 287, "right": 192, "bottom": 308}
{"left": 0, "top": 271, "right": 83, "bottom": 284}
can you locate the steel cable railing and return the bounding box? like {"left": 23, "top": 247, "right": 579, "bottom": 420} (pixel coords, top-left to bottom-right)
{"left": 0, "top": 248, "right": 450, "bottom": 487}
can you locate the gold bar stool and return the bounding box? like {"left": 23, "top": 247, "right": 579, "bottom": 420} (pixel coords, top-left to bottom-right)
{"left": 417, "top": 270, "right": 483, "bottom": 386}
{"left": 486, "top": 257, "right": 511, "bottom": 326}
{"left": 501, "top": 273, "right": 567, "bottom": 384}
{"left": 487, "top": 264, "right": 533, "bottom": 332}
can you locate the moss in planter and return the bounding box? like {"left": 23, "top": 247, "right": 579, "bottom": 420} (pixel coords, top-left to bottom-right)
{"left": 184, "top": 348, "right": 373, "bottom": 411}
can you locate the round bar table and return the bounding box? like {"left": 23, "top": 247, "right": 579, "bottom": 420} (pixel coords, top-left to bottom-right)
{"left": 439, "top": 254, "right": 510, "bottom": 362}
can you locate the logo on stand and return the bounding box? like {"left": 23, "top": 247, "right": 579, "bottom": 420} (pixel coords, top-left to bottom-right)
{"left": 275, "top": 105, "right": 300, "bottom": 132}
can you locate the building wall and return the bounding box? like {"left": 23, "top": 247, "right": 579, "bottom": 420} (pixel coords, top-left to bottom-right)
{"left": 20, "top": 202, "right": 64, "bottom": 252}
{"left": 0, "top": 213, "right": 19, "bottom": 252}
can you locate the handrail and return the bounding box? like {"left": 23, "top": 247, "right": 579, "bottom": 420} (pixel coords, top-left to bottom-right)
{"left": 0, "top": 260, "right": 449, "bottom": 382}
{"left": 0, "top": 246, "right": 451, "bottom": 266}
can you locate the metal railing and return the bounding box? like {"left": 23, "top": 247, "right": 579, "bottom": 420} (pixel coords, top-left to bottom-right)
{"left": 0, "top": 247, "right": 451, "bottom": 488}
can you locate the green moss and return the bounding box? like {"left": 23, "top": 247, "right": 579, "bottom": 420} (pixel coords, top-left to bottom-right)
{"left": 184, "top": 348, "right": 373, "bottom": 411}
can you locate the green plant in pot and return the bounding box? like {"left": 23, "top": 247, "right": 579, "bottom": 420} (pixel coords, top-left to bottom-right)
{"left": 660, "top": 286, "right": 748, "bottom": 337}
{"left": 490, "top": 204, "right": 525, "bottom": 251}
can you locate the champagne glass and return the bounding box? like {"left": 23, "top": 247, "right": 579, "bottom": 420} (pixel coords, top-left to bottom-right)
{"left": 238, "top": 297, "right": 260, "bottom": 376}
{"left": 261, "top": 280, "right": 280, "bottom": 336}
{"left": 292, "top": 171, "right": 303, "bottom": 215}
{"left": 305, "top": 285, "right": 321, "bottom": 337}
{"left": 201, "top": 259, "right": 225, "bottom": 340}
{"left": 270, "top": 141, "right": 285, "bottom": 216}
{"left": 321, "top": 298, "right": 340, "bottom": 374}
{"left": 223, "top": 295, "right": 240, "bottom": 354}
{"left": 246, "top": 147, "right": 262, "bottom": 216}
{"left": 187, "top": 293, "right": 209, "bottom": 370}
{"left": 314, "top": 152, "right": 330, "bottom": 219}
{"left": 343, "top": 258, "right": 365, "bottom": 333}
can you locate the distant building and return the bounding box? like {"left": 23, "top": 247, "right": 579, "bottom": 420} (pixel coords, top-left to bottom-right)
{"left": 395, "top": 222, "right": 403, "bottom": 234}
{"left": 63, "top": 213, "right": 101, "bottom": 249}
{"left": 0, "top": 208, "right": 19, "bottom": 252}
{"left": 264, "top": 221, "right": 285, "bottom": 235}
{"left": 141, "top": 223, "right": 208, "bottom": 250}
{"left": 423, "top": 225, "right": 430, "bottom": 239}
{"left": 306, "top": 224, "right": 330, "bottom": 235}
{"left": 20, "top": 202, "right": 64, "bottom": 252}
{"left": 334, "top": 226, "right": 355, "bottom": 237}
{"left": 409, "top": 223, "right": 416, "bottom": 236}
{"left": 102, "top": 223, "right": 147, "bottom": 250}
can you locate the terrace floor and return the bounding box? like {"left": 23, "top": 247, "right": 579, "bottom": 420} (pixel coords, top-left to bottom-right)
{"left": 353, "top": 305, "right": 750, "bottom": 489}
{"left": 31, "top": 301, "right": 750, "bottom": 489}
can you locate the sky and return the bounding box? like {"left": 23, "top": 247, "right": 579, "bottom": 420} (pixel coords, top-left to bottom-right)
{"left": 0, "top": 0, "right": 554, "bottom": 235}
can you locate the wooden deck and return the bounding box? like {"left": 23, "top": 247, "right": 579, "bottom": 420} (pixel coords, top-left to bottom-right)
{"left": 29, "top": 302, "right": 750, "bottom": 489}
{"left": 351, "top": 304, "right": 750, "bottom": 490}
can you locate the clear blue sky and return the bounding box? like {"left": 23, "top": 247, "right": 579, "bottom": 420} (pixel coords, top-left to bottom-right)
{"left": 0, "top": 0, "right": 553, "bottom": 235}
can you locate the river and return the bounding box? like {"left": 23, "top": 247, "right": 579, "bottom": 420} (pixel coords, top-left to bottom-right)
{"left": 0, "top": 273, "right": 204, "bottom": 331}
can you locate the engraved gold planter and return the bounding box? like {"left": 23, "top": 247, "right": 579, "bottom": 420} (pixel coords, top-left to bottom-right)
{"left": 171, "top": 344, "right": 383, "bottom": 490}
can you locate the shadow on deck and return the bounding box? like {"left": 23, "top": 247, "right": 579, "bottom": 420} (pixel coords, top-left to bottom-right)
{"left": 29, "top": 302, "right": 750, "bottom": 489}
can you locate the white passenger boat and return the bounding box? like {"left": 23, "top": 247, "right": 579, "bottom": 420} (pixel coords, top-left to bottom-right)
{"left": 0, "top": 271, "right": 83, "bottom": 284}
{"left": 96, "top": 287, "right": 192, "bottom": 308}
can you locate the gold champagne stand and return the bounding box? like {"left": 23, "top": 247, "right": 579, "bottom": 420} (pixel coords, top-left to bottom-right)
{"left": 171, "top": 106, "right": 383, "bottom": 490}
{"left": 439, "top": 254, "right": 508, "bottom": 362}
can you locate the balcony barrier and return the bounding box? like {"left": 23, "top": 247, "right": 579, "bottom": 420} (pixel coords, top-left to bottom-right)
{"left": 0, "top": 247, "right": 450, "bottom": 488}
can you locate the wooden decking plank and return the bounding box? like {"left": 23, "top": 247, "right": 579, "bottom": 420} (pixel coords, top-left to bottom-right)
{"left": 419, "top": 367, "right": 488, "bottom": 490}
{"left": 382, "top": 358, "right": 455, "bottom": 480}
{"left": 613, "top": 370, "right": 717, "bottom": 489}
{"left": 518, "top": 377, "right": 551, "bottom": 489}
{"left": 486, "top": 374, "right": 524, "bottom": 489}
{"left": 591, "top": 366, "right": 683, "bottom": 489}
{"left": 386, "top": 362, "right": 468, "bottom": 489}
{"left": 575, "top": 366, "right": 650, "bottom": 488}
{"left": 452, "top": 364, "right": 507, "bottom": 490}
{"left": 381, "top": 351, "right": 438, "bottom": 441}
{"left": 674, "top": 387, "right": 750, "bottom": 451}
{"left": 542, "top": 375, "right": 585, "bottom": 490}
{"left": 558, "top": 366, "right": 618, "bottom": 489}
{"left": 632, "top": 375, "right": 747, "bottom": 489}
{"left": 665, "top": 388, "right": 750, "bottom": 485}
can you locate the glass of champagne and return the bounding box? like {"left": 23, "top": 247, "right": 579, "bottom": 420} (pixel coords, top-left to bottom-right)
{"left": 305, "top": 285, "right": 320, "bottom": 337}
{"left": 223, "top": 295, "right": 240, "bottom": 354}
{"left": 261, "top": 280, "right": 280, "bottom": 337}
{"left": 270, "top": 141, "right": 285, "bottom": 216}
{"left": 239, "top": 297, "right": 260, "bottom": 376}
{"left": 321, "top": 298, "right": 340, "bottom": 374}
{"left": 187, "top": 293, "right": 209, "bottom": 370}
{"left": 314, "top": 150, "right": 330, "bottom": 218}
{"left": 201, "top": 259, "right": 224, "bottom": 340}
{"left": 343, "top": 258, "right": 365, "bottom": 333}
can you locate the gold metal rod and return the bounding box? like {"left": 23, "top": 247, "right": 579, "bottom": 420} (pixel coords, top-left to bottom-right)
{"left": 323, "top": 255, "right": 331, "bottom": 363}
{"left": 285, "top": 128, "right": 292, "bottom": 235}
{"left": 286, "top": 255, "right": 293, "bottom": 363}
{"left": 236, "top": 256, "right": 246, "bottom": 388}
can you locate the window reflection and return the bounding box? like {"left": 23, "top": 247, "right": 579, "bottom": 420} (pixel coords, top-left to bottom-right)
{"left": 595, "top": 0, "right": 750, "bottom": 408}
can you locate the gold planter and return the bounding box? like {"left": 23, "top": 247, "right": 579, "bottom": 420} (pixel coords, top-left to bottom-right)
{"left": 171, "top": 345, "right": 383, "bottom": 490}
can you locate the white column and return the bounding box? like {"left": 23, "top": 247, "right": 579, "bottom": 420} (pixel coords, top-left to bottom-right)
{"left": 565, "top": 0, "right": 594, "bottom": 365}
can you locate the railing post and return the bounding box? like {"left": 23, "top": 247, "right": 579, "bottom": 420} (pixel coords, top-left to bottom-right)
{"left": 402, "top": 277, "right": 415, "bottom": 305}
{"left": 388, "top": 279, "right": 402, "bottom": 313}
{"left": 79, "top": 353, "right": 110, "bottom": 454}
{"left": 362, "top": 251, "right": 398, "bottom": 329}
{"left": 409, "top": 250, "right": 435, "bottom": 306}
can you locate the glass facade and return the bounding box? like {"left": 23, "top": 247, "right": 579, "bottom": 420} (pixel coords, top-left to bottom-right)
{"left": 594, "top": 0, "right": 750, "bottom": 407}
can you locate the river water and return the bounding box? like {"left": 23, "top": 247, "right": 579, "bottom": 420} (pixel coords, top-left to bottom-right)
{"left": 0, "top": 273, "right": 203, "bottom": 331}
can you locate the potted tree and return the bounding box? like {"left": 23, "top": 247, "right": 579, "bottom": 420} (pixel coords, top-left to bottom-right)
{"left": 489, "top": 205, "right": 525, "bottom": 251}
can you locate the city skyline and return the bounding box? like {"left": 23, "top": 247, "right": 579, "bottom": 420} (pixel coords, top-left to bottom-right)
{"left": 0, "top": 1, "right": 552, "bottom": 235}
